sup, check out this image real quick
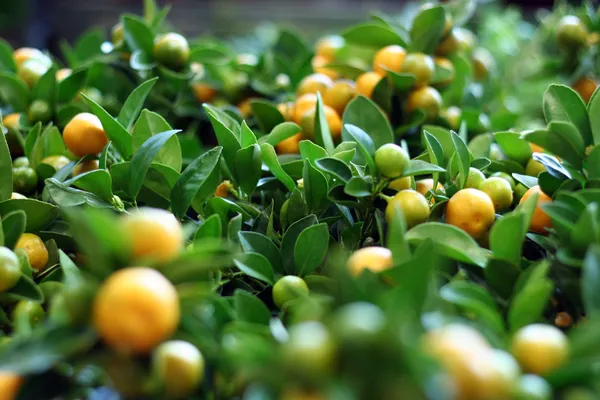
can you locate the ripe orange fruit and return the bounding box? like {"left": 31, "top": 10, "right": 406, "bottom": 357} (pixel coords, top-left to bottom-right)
{"left": 296, "top": 73, "right": 334, "bottom": 96}
{"left": 63, "top": 113, "right": 109, "bottom": 157}
{"left": 530, "top": 143, "right": 544, "bottom": 154}
{"left": 93, "top": 267, "right": 180, "bottom": 354}
{"left": 416, "top": 178, "right": 445, "bottom": 196}
{"left": 191, "top": 82, "right": 217, "bottom": 103}
{"left": 293, "top": 94, "right": 318, "bottom": 124}
{"left": 356, "top": 72, "right": 383, "bottom": 98}
{"left": 346, "top": 246, "right": 392, "bottom": 276}
{"left": 511, "top": 324, "right": 569, "bottom": 375}
{"left": 405, "top": 86, "right": 443, "bottom": 119}
{"left": 15, "top": 233, "right": 49, "bottom": 274}
{"left": 121, "top": 207, "right": 184, "bottom": 263}
{"left": 519, "top": 185, "right": 552, "bottom": 234}
{"left": 300, "top": 105, "right": 342, "bottom": 141}
{"left": 214, "top": 180, "right": 232, "bottom": 197}
{"left": 311, "top": 55, "right": 338, "bottom": 79}
{"left": 153, "top": 32, "right": 190, "bottom": 70}
{"left": 277, "top": 102, "right": 295, "bottom": 121}
{"left": 372, "top": 45, "right": 406, "bottom": 75}
{"left": 73, "top": 159, "right": 99, "bottom": 177}
{"left": 323, "top": 79, "right": 356, "bottom": 115}
{"left": 385, "top": 189, "right": 430, "bottom": 228}
{"left": 445, "top": 188, "right": 495, "bottom": 239}
{"left": 0, "top": 372, "right": 23, "bottom": 400}
{"left": 315, "top": 35, "right": 345, "bottom": 60}
{"left": 56, "top": 68, "right": 72, "bottom": 82}
{"left": 401, "top": 53, "right": 435, "bottom": 86}
{"left": 572, "top": 76, "right": 598, "bottom": 103}
{"left": 276, "top": 133, "right": 303, "bottom": 154}
{"left": 3, "top": 113, "right": 20, "bottom": 131}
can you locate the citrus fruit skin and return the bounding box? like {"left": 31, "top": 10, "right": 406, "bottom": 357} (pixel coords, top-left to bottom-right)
{"left": 55, "top": 68, "right": 72, "bottom": 82}
{"left": 296, "top": 73, "right": 334, "bottom": 96}
{"left": 385, "top": 190, "right": 431, "bottom": 228}
{"left": 272, "top": 275, "right": 309, "bottom": 308}
{"left": 388, "top": 176, "right": 414, "bottom": 191}
{"left": 572, "top": 76, "right": 597, "bottom": 103}
{"left": 372, "top": 45, "right": 406, "bottom": 75}
{"left": 556, "top": 15, "right": 588, "bottom": 51}
{"left": 12, "top": 167, "right": 38, "bottom": 194}
{"left": 0, "top": 247, "right": 21, "bottom": 293}
{"left": 346, "top": 246, "right": 393, "bottom": 276}
{"left": 323, "top": 79, "right": 356, "bottom": 115}
{"left": 191, "top": 82, "right": 217, "bottom": 104}
{"left": 311, "top": 55, "right": 338, "bottom": 79}
{"left": 356, "top": 72, "right": 383, "bottom": 98}
{"left": 300, "top": 105, "right": 342, "bottom": 141}
{"left": 12, "top": 157, "right": 29, "bottom": 168}
{"left": 153, "top": 32, "right": 190, "bottom": 70}
{"left": 315, "top": 35, "right": 345, "bottom": 60}
{"left": 461, "top": 167, "right": 485, "bottom": 189}
{"left": 433, "top": 57, "right": 455, "bottom": 86}
{"left": 0, "top": 372, "right": 23, "bottom": 400}
{"left": 41, "top": 155, "right": 71, "bottom": 171}
{"left": 73, "top": 159, "right": 99, "bottom": 176}
{"left": 293, "top": 93, "right": 318, "bottom": 124}
{"left": 511, "top": 324, "right": 569, "bottom": 375}
{"left": 519, "top": 185, "right": 552, "bottom": 234}
{"left": 440, "top": 106, "right": 462, "bottom": 131}
{"left": 276, "top": 133, "right": 302, "bottom": 154}
{"left": 445, "top": 188, "right": 495, "bottom": 239}
{"left": 479, "top": 177, "right": 513, "bottom": 212}
{"left": 401, "top": 53, "right": 435, "bottom": 87}
{"left": 333, "top": 302, "right": 385, "bottom": 345}
{"left": 416, "top": 178, "right": 445, "bottom": 204}
{"left": 28, "top": 100, "right": 52, "bottom": 123}
{"left": 374, "top": 143, "right": 410, "bottom": 178}
{"left": 12, "top": 299, "right": 45, "bottom": 328}
{"left": 121, "top": 207, "right": 184, "bottom": 264}
{"left": 516, "top": 374, "right": 552, "bottom": 400}
{"left": 490, "top": 172, "right": 516, "bottom": 191}
{"left": 111, "top": 23, "right": 124, "bottom": 45}
{"left": 472, "top": 48, "right": 495, "bottom": 81}
{"left": 405, "top": 86, "right": 443, "bottom": 120}
{"left": 282, "top": 321, "right": 336, "bottom": 377}
{"left": 93, "top": 267, "right": 180, "bottom": 354}
{"left": 13, "top": 47, "right": 47, "bottom": 68}
{"left": 18, "top": 58, "right": 49, "bottom": 88}
{"left": 15, "top": 233, "right": 49, "bottom": 274}
{"left": 277, "top": 102, "right": 294, "bottom": 121}
{"left": 63, "top": 113, "right": 109, "bottom": 157}
{"left": 153, "top": 340, "right": 205, "bottom": 399}
{"left": 3, "top": 113, "right": 21, "bottom": 132}
{"left": 525, "top": 158, "right": 546, "bottom": 177}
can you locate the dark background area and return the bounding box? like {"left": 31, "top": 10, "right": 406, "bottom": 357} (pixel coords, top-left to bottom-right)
{"left": 0, "top": 0, "right": 561, "bottom": 52}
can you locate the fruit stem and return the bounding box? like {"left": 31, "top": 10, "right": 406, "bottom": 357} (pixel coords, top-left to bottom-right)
{"left": 378, "top": 193, "right": 393, "bottom": 203}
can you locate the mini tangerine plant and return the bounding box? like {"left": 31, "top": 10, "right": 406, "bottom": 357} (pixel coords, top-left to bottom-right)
{"left": 0, "top": 0, "right": 599, "bottom": 399}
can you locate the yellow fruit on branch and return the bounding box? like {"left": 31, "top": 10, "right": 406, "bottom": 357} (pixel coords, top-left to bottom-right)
{"left": 63, "top": 113, "right": 109, "bottom": 157}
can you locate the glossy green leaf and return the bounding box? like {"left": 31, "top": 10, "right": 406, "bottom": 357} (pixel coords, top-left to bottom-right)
{"left": 234, "top": 289, "right": 271, "bottom": 325}
{"left": 260, "top": 143, "right": 295, "bottom": 192}
{"left": 494, "top": 131, "right": 532, "bottom": 166}
{"left": 235, "top": 144, "right": 262, "bottom": 195}
{"left": 250, "top": 100, "right": 285, "bottom": 133}
{"left": 57, "top": 68, "right": 87, "bottom": 103}
{"left": 342, "top": 124, "right": 376, "bottom": 175}
{"left": 171, "top": 146, "right": 222, "bottom": 220}
{"left": 582, "top": 245, "right": 600, "bottom": 318}
{"left": 0, "top": 199, "right": 58, "bottom": 232}
{"left": 451, "top": 133, "right": 471, "bottom": 189}
{"left": 303, "top": 160, "right": 329, "bottom": 211}
{"left": 410, "top": 5, "right": 446, "bottom": 53}
{"left": 0, "top": 72, "right": 29, "bottom": 112}
{"left": 402, "top": 160, "right": 445, "bottom": 177}
{"left": 132, "top": 109, "right": 182, "bottom": 172}
{"left": 204, "top": 104, "right": 241, "bottom": 181}
{"left": 342, "top": 96, "right": 393, "bottom": 149}
{"left": 259, "top": 122, "right": 301, "bottom": 147}
{"left": 117, "top": 77, "right": 158, "bottom": 130}
{"left": 543, "top": 84, "right": 592, "bottom": 146}
{"left": 2, "top": 210, "right": 26, "bottom": 250}
{"left": 234, "top": 252, "right": 275, "bottom": 285}
{"left": 406, "top": 222, "right": 490, "bottom": 267}
{"left": 342, "top": 23, "right": 407, "bottom": 48}
{"left": 123, "top": 15, "right": 154, "bottom": 56}
{"left": 313, "top": 93, "right": 334, "bottom": 154}
{"left": 588, "top": 86, "right": 600, "bottom": 144}
{"left": 315, "top": 157, "right": 352, "bottom": 182}
{"left": 83, "top": 94, "right": 132, "bottom": 159}
{"left": 129, "top": 129, "right": 179, "bottom": 199}
{"left": 294, "top": 223, "right": 329, "bottom": 276}
{"left": 0, "top": 39, "right": 16, "bottom": 72}
{"left": 195, "top": 214, "right": 222, "bottom": 241}
{"left": 0, "top": 127, "right": 11, "bottom": 202}
{"left": 238, "top": 231, "right": 283, "bottom": 275}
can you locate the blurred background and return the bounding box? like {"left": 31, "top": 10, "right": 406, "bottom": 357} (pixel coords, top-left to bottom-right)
{"left": 0, "top": 0, "right": 561, "bottom": 52}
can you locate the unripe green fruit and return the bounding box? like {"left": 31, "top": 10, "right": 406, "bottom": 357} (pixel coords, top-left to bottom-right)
{"left": 272, "top": 275, "right": 309, "bottom": 309}
{"left": 375, "top": 143, "right": 410, "bottom": 178}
